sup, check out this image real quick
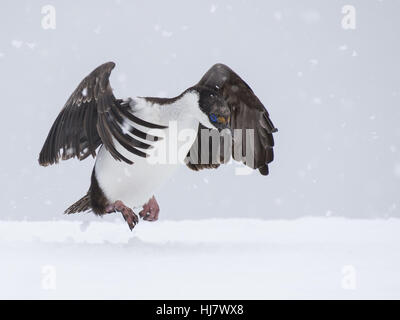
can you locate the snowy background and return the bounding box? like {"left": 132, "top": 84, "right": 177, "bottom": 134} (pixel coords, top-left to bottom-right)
{"left": 0, "top": 0, "right": 399, "bottom": 299}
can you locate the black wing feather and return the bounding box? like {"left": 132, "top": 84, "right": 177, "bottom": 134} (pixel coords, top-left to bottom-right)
{"left": 186, "top": 64, "right": 277, "bottom": 175}
{"left": 39, "top": 62, "right": 165, "bottom": 167}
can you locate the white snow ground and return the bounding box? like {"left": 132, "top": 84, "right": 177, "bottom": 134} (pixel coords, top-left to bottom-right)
{"left": 0, "top": 218, "right": 399, "bottom": 299}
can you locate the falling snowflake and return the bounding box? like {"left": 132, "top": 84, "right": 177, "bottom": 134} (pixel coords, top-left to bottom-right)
{"left": 26, "top": 42, "right": 37, "bottom": 49}
{"left": 94, "top": 26, "right": 102, "bottom": 34}
{"left": 162, "top": 30, "right": 173, "bottom": 38}
{"left": 312, "top": 97, "right": 322, "bottom": 104}
{"left": 124, "top": 168, "right": 132, "bottom": 177}
{"left": 325, "top": 210, "right": 332, "bottom": 217}
{"left": 394, "top": 164, "right": 400, "bottom": 178}
{"left": 273, "top": 11, "right": 283, "bottom": 21}
{"left": 11, "top": 40, "right": 23, "bottom": 48}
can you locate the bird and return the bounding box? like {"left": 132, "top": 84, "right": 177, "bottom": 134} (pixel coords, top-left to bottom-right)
{"left": 39, "top": 62, "right": 277, "bottom": 230}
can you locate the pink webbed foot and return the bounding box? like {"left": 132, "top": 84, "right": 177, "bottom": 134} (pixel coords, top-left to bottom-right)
{"left": 106, "top": 200, "right": 139, "bottom": 231}
{"left": 139, "top": 196, "right": 160, "bottom": 222}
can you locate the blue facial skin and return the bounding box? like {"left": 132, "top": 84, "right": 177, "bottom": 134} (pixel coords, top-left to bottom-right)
{"left": 209, "top": 113, "right": 218, "bottom": 123}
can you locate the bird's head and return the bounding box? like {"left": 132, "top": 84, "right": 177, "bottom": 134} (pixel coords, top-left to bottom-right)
{"left": 192, "top": 86, "right": 231, "bottom": 131}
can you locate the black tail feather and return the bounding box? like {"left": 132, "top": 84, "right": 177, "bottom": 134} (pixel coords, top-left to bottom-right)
{"left": 64, "top": 193, "right": 91, "bottom": 214}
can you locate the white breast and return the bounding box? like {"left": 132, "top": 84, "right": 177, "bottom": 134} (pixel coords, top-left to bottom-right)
{"left": 94, "top": 92, "right": 200, "bottom": 209}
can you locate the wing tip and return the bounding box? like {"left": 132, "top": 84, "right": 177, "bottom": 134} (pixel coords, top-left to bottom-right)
{"left": 104, "top": 61, "right": 116, "bottom": 70}
{"left": 38, "top": 147, "right": 57, "bottom": 167}
{"left": 91, "top": 61, "right": 116, "bottom": 76}
{"left": 258, "top": 164, "right": 269, "bottom": 176}
{"left": 38, "top": 160, "right": 50, "bottom": 167}
{"left": 212, "top": 63, "right": 230, "bottom": 70}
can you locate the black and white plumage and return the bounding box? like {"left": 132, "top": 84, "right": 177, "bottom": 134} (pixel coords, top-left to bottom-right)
{"left": 39, "top": 62, "right": 166, "bottom": 166}
{"left": 39, "top": 62, "right": 277, "bottom": 230}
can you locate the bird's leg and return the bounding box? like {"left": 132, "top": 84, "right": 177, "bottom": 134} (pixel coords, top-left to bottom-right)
{"left": 105, "top": 200, "right": 139, "bottom": 231}
{"left": 139, "top": 196, "right": 160, "bottom": 221}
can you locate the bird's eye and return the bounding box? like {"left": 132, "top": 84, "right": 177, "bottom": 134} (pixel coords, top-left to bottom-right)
{"left": 209, "top": 114, "right": 218, "bottom": 122}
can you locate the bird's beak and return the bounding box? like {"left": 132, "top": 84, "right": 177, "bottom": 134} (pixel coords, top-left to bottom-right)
{"left": 217, "top": 116, "right": 226, "bottom": 124}
{"left": 221, "top": 116, "right": 232, "bottom": 133}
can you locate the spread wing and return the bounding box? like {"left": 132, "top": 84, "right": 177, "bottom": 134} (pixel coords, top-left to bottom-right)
{"left": 186, "top": 63, "right": 277, "bottom": 175}
{"left": 39, "top": 62, "right": 167, "bottom": 166}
